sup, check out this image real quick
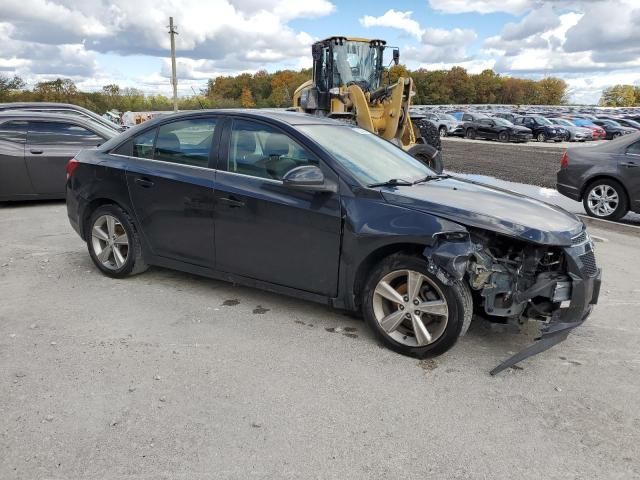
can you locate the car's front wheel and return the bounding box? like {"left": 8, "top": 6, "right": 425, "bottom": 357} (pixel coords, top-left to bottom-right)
{"left": 439, "top": 126, "right": 447, "bottom": 138}
{"left": 362, "top": 254, "right": 472, "bottom": 358}
{"left": 498, "top": 131, "right": 509, "bottom": 142}
{"left": 87, "top": 204, "right": 148, "bottom": 278}
{"left": 583, "top": 179, "right": 628, "bottom": 221}
{"left": 465, "top": 129, "right": 476, "bottom": 139}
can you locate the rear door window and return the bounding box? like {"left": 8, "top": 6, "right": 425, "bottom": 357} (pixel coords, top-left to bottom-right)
{"left": 626, "top": 141, "right": 640, "bottom": 155}
{"left": 154, "top": 119, "right": 217, "bottom": 167}
{"left": 0, "top": 120, "right": 27, "bottom": 143}
{"left": 27, "top": 121, "right": 104, "bottom": 146}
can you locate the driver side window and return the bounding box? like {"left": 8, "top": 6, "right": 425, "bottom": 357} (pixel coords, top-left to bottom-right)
{"left": 228, "top": 120, "right": 316, "bottom": 181}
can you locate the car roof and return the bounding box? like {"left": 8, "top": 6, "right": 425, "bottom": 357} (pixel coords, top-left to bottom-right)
{"left": 0, "top": 111, "right": 117, "bottom": 137}
{"left": 0, "top": 102, "right": 93, "bottom": 111}
{"left": 145, "top": 109, "right": 342, "bottom": 126}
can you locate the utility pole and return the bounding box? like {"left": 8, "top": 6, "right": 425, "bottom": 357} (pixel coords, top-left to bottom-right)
{"left": 168, "top": 17, "right": 178, "bottom": 112}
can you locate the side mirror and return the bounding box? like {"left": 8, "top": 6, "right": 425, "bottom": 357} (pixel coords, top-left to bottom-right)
{"left": 393, "top": 48, "right": 400, "bottom": 65}
{"left": 282, "top": 165, "right": 337, "bottom": 193}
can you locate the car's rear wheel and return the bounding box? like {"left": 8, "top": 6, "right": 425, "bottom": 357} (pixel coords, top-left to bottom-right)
{"left": 438, "top": 126, "right": 447, "bottom": 138}
{"left": 583, "top": 179, "right": 628, "bottom": 221}
{"left": 498, "top": 131, "right": 509, "bottom": 142}
{"left": 537, "top": 132, "right": 546, "bottom": 142}
{"left": 362, "top": 254, "right": 472, "bottom": 358}
{"left": 87, "top": 204, "right": 148, "bottom": 278}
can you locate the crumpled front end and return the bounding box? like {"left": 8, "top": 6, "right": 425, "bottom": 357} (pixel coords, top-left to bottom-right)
{"left": 423, "top": 226, "right": 601, "bottom": 373}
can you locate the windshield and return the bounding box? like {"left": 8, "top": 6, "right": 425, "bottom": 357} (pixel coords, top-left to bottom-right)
{"left": 602, "top": 119, "right": 621, "bottom": 127}
{"left": 298, "top": 125, "right": 434, "bottom": 185}
{"left": 571, "top": 119, "right": 594, "bottom": 127}
{"left": 332, "top": 41, "right": 382, "bottom": 89}
{"left": 550, "top": 118, "right": 571, "bottom": 126}
{"left": 439, "top": 113, "right": 457, "bottom": 122}
{"left": 493, "top": 117, "right": 512, "bottom": 126}
{"left": 533, "top": 116, "right": 552, "bottom": 125}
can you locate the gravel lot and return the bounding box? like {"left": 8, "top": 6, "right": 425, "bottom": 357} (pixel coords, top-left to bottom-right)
{"left": 441, "top": 137, "right": 594, "bottom": 188}
{"left": 1, "top": 201, "right": 640, "bottom": 480}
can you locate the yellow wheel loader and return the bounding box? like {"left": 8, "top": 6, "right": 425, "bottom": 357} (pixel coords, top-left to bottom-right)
{"left": 292, "top": 36, "right": 443, "bottom": 173}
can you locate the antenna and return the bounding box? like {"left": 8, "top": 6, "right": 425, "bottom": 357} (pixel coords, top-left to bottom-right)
{"left": 191, "top": 86, "right": 204, "bottom": 109}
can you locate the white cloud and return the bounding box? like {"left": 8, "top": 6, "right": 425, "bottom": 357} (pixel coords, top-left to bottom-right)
{"left": 360, "top": 10, "right": 423, "bottom": 39}
{"left": 428, "top": 0, "right": 533, "bottom": 15}
{"left": 422, "top": 27, "right": 477, "bottom": 46}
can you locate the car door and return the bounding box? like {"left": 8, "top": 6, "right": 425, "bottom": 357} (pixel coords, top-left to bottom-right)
{"left": 476, "top": 119, "right": 493, "bottom": 139}
{"left": 620, "top": 140, "right": 640, "bottom": 212}
{"left": 0, "top": 120, "right": 33, "bottom": 199}
{"left": 213, "top": 117, "right": 342, "bottom": 296}
{"left": 123, "top": 116, "right": 219, "bottom": 267}
{"left": 25, "top": 120, "right": 106, "bottom": 195}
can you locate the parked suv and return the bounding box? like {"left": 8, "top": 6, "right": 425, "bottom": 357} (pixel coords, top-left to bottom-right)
{"left": 513, "top": 115, "right": 567, "bottom": 142}
{"left": 66, "top": 110, "right": 600, "bottom": 373}
{"left": 423, "top": 112, "right": 464, "bottom": 137}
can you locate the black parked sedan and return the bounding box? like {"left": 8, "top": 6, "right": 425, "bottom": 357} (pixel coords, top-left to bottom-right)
{"left": 66, "top": 110, "right": 601, "bottom": 373}
{"left": 0, "top": 112, "right": 116, "bottom": 201}
{"left": 463, "top": 117, "right": 532, "bottom": 143}
{"left": 591, "top": 119, "right": 635, "bottom": 140}
{"left": 557, "top": 132, "right": 640, "bottom": 220}
{"left": 513, "top": 115, "right": 567, "bottom": 142}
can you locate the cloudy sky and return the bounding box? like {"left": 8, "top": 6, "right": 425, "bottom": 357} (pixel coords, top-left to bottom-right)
{"left": 1, "top": 0, "right": 638, "bottom": 104}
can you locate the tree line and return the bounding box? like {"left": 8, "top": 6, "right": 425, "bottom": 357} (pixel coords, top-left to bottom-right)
{"left": 599, "top": 84, "right": 640, "bottom": 107}
{"left": 2, "top": 66, "right": 611, "bottom": 114}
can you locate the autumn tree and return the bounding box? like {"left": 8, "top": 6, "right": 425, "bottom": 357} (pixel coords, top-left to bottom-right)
{"left": 240, "top": 86, "right": 256, "bottom": 107}
{"left": 0, "top": 74, "right": 25, "bottom": 100}
{"left": 446, "top": 67, "right": 475, "bottom": 104}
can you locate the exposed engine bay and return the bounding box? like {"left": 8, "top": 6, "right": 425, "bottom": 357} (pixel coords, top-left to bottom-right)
{"left": 466, "top": 229, "right": 572, "bottom": 322}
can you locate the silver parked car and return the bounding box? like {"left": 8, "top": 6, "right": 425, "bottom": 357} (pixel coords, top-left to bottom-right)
{"left": 423, "top": 112, "right": 464, "bottom": 137}
{"left": 548, "top": 118, "right": 593, "bottom": 142}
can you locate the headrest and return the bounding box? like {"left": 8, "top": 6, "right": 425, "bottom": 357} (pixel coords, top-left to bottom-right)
{"left": 155, "top": 132, "right": 180, "bottom": 153}
{"left": 236, "top": 130, "right": 256, "bottom": 153}
{"left": 264, "top": 134, "right": 290, "bottom": 157}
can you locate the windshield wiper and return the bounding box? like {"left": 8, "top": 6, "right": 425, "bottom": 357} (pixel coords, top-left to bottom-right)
{"left": 367, "top": 178, "right": 413, "bottom": 188}
{"left": 413, "top": 174, "right": 450, "bottom": 185}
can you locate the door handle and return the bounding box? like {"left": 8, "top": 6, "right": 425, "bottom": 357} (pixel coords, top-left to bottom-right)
{"left": 218, "top": 196, "right": 245, "bottom": 208}
{"left": 30, "top": 149, "right": 43, "bottom": 154}
{"left": 134, "top": 177, "right": 155, "bottom": 188}
{"left": 621, "top": 162, "right": 639, "bottom": 168}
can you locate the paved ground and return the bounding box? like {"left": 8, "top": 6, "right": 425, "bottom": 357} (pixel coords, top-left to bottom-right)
{"left": 1, "top": 201, "right": 640, "bottom": 480}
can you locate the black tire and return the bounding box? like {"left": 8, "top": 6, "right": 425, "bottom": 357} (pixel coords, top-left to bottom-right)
{"left": 465, "top": 128, "right": 476, "bottom": 139}
{"left": 612, "top": 132, "right": 621, "bottom": 139}
{"left": 407, "top": 143, "right": 444, "bottom": 174}
{"left": 537, "top": 132, "right": 546, "bottom": 142}
{"left": 438, "top": 126, "right": 447, "bottom": 138}
{"left": 413, "top": 119, "right": 441, "bottom": 151}
{"left": 86, "top": 204, "right": 148, "bottom": 278}
{"left": 582, "top": 179, "right": 628, "bottom": 221}
{"left": 498, "top": 131, "right": 509, "bottom": 143}
{"left": 362, "top": 253, "right": 472, "bottom": 358}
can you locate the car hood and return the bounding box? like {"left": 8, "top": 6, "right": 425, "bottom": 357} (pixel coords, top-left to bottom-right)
{"left": 508, "top": 125, "right": 531, "bottom": 133}
{"left": 380, "top": 176, "right": 582, "bottom": 246}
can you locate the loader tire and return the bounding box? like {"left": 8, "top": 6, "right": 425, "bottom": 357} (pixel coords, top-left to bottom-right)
{"left": 407, "top": 143, "right": 444, "bottom": 174}
{"left": 413, "top": 119, "right": 441, "bottom": 152}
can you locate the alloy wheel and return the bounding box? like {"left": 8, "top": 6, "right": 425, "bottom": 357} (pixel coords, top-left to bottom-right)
{"left": 587, "top": 184, "right": 619, "bottom": 217}
{"left": 372, "top": 270, "right": 449, "bottom": 347}
{"left": 537, "top": 133, "right": 546, "bottom": 142}
{"left": 91, "top": 214, "right": 129, "bottom": 270}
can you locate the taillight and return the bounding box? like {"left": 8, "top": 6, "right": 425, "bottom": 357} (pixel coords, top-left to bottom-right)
{"left": 560, "top": 151, "right": 568, "bottom": 168}
{"left": 66, "top": 158, "right": 79, "bottom": 180}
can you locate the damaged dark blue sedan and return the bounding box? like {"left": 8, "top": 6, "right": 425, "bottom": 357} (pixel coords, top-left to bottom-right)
{"left": 66, "top": 110, "right": 601, "bottom": 373}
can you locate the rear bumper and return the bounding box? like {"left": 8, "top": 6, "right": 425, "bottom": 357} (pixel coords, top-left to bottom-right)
{"left": 556, "top": 181, "right": 581, "bottom": 201}
{"left": 490, "top": 240, "right": 601, "bottom": 374}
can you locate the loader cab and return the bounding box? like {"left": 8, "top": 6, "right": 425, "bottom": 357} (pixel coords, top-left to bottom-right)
{"left": 304, "top": 37, "right": 388, "bottom": 112}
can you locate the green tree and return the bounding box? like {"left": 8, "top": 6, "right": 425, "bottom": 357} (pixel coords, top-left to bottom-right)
{"left": 446, "top": 67, "right": 475, "bottom": 103}
{"left": 0, "top": 74, "right": 26, "bottom": 100}
{"left": 599, "top": 84, "right": 637, "bottom": 106}
{"left": 536, "top": 77, "right": 568, "bottom": 105}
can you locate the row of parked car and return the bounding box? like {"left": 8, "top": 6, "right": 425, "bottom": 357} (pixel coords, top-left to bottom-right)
{"left": 418, "top": 109, "right": 640, "bottom": 144}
